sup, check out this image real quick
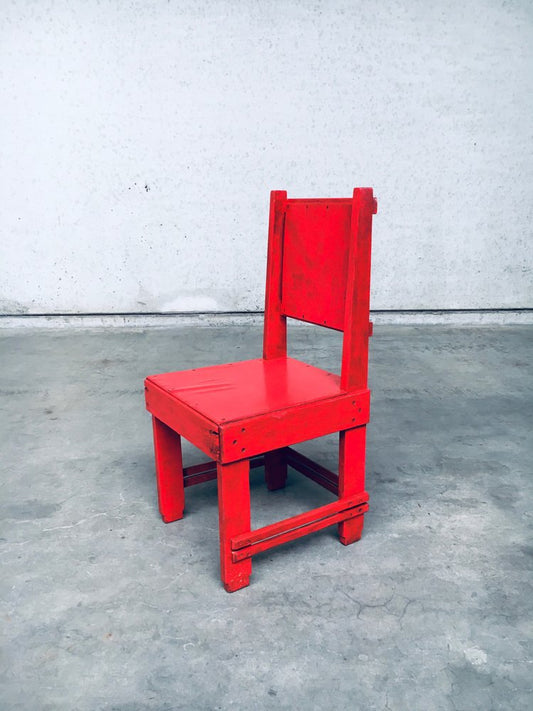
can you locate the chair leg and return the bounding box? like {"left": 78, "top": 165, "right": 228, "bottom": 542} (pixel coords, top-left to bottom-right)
{"left": 217, "top": 459, "right": 252, "bottom": 592}
{"left": 264, "top": 448, "right": 288, "bottom": 491}
{"left": 152, "top": 416, "right": 185, "bottom": 523}
{"left": 338, "top": 426, "right": 366, "bottom": 545}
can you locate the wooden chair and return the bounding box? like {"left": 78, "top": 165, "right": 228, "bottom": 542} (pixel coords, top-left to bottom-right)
{"left": 144, "top": 188, "right": 377, "bottom": 591}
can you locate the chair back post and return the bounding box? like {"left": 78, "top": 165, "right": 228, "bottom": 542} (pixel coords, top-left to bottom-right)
{"left": 340, "top": 187, "right": 376, "bottom": 391}
{"left": 263, "top": 190, "right": 288, "bottom": 359}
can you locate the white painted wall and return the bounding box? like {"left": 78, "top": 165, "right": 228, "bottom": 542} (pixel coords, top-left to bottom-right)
{"left": 1, "top": 0, "right": 532, "bottom": 315}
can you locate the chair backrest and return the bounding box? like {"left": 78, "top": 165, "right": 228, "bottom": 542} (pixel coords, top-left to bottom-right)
{"left": 263, "top": 188, "right": 377, "bottom": 390}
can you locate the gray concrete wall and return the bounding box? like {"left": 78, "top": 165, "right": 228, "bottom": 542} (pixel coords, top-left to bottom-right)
{"left": 1, "top": 0, "right": 532, "bottom": 315}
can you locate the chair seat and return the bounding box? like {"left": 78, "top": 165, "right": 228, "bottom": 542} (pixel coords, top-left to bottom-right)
{"left": 148, "top": 357, "right": 343, "bottom": 421}
{"left": 145, "top": 357, "right": 370, "bottom": 463}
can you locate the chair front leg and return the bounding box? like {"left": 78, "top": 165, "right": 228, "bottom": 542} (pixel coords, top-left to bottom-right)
{"left": 264, "top": 448, "right": 288, "bottom": 491}
{"left": 338, "top": 425, "right": 367, "bottom": 545}
{"left": 217, "top": 459, "right": 252, "bottom": 592}
{"left": 152, "top": 416, "right": 185, "bottom": 523}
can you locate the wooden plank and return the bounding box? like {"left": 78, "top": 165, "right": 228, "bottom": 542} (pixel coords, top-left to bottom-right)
{"left": 231, "top": 494, "right": 369, "bottom": 562}
{"left": 232, "top": 492, "right": 368, "bottom": 549}
{"left": 232, "top": 506, "right": 368, "bottom": 562}
{"left": 263, "top": 190, "right": 288, "bottom": 359}
{"left": 144, "top": 379, "right": 220, "bottom": 460}
{"left": 341, "top": 188, "right": 375, "bottom": 390}
{"left": 217, "top": 460, "right": 252, "bottom": 592}
{"left": 219, "top": 388, "right": 370, "bottom": 463}
{"left": 287, "top": 198, "right": 352, "bottom": 204}
{"left": 285, "top": 447, "right": 338, "bottom": 494}
{"left": 183, "top": 456, "right": 264, "bottom": 487}
{"left": 148, "top": 358, "right": 343, "bottom": 425}
{"left": 281, "top": 201, "right": 353, "bottom": 331}
{"left": 183, "top": 460, "right": 217, "bottom": 487}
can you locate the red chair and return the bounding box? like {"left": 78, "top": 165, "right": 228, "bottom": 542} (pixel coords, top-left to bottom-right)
{"left": 144, "top": 188, "right": 377, "bottom": 591}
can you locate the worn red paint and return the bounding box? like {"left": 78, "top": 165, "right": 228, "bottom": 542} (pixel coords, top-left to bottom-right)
{"left": 144, "top": 188, "right": 377, "bottom": 592}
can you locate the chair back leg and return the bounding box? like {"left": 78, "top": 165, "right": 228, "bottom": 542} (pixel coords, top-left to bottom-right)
{"left": 264, "top": 448, "right": 288, "bottom": 491}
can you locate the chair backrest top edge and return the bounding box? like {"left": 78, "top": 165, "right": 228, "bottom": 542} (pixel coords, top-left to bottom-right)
{"left": 286, "top": 197, "right": 352, "bottom": 204}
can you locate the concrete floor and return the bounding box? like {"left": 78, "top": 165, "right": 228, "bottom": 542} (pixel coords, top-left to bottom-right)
{"left": 1, "top": 324, "right": 532, "bottom": 710}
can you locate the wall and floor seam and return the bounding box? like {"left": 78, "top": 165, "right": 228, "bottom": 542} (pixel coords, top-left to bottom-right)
{"left": 0, "top": 309, "right": 532, "bottom": 329}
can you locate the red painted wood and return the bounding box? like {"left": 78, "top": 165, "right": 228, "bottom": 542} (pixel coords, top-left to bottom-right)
{"left": 147, "top": 356, "right": 370, "bottom": 464}
{"left": 287, "top": 197, "right": 355, "bottom": 204}
{"left": 341, "top": 188, "right": 375, "bottom": 390}
{"left": 217, "top": 460, "right": 252, "bottom": 592}
{"left": 152, "top": 417, "right": 184, "bottom": 523}
{"left": 231, "top": 492, "right": 369, "bottom": 562}
{"left": 144, "top": 188, "right": 376, "bottom": 589}
{"left": 232, "top": 506, "right": 369, "bottom": 562}
{"left": 264, "top": 448, "right": 288, "bottom": 491}
{"left": 147, "top": 357, "right": 343, "bottom": 424}
{"left": 285, "top": 447, "right": 339, "bottom": 494}
{"left": 263, "top": 190, "right": 288, "bottom": 359}
{"left": 183, "top": 456, "right": 264, "bottom": 487}
{"left": 183, "top": 460, "right": 218, "bottom": 487}
{"left": 281, "top": 200, "right": 353, "bottom": 331}
{"left": 338, "top": 426, "right": 367, "bottom": 545}
{"left": 232, "top": 490, "right": 367, "bottom": 549}
{"left": 219, "top": 388, "right": 369, "bottom": 463}
{"left": 145, "top": 379, "right": 220, "bottom": 460}
{"left": 182, "top": 448, "right": 343, "bottom": 499}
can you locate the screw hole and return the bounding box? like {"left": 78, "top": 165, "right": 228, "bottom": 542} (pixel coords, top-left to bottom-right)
{"left": 233, "top": 439, "right": 237, "bottom": 445}
{"left": 241, "top": 447, "right": 245, "bottom": 452}
{"left": 241, "top": 427, "right": 245, "bottom": 433}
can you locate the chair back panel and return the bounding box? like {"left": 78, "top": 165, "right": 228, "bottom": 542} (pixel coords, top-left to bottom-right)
{"left": 281, "top": 200, "right": 352, "bottom": 331}
{"left": 263, "top": 188, "right": 376, "bottom": 390}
